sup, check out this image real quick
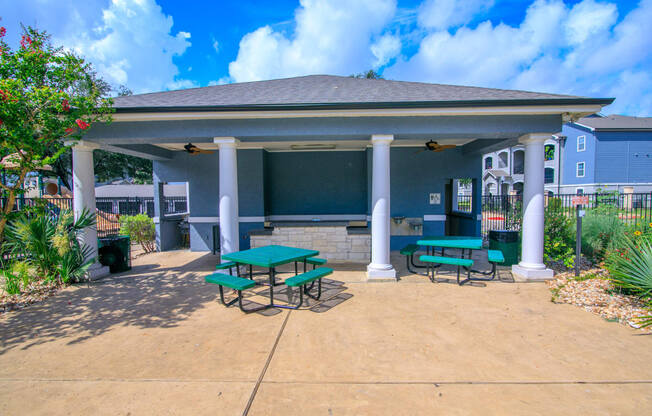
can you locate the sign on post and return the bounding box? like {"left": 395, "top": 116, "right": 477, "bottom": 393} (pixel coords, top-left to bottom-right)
{"left": 572, "top": 196, "right": 588, "bottom": 277}
{"left": 571, "top": 196, "right": 589, "bottom": 206}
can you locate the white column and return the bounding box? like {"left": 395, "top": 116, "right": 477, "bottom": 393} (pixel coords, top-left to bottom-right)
{"left": 70, "top": 140, "right": 109, "bottom": 279}
{"left": 215, "top": 137, "right": 239, "bottom": 259}
{"left": 512, "top": 133, "right": 554, "bottom": 281}
{"left": 367, "top": 134, "right": 396, "bottom": 281}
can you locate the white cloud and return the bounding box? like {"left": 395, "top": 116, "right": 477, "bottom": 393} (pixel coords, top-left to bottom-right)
{"left": 1, "top": 0, "right": 192, "bottom": 94}
{"left": 371, "top": 34, "right": 402, "bottom": 68}
{"left": 384, "top": 0, "right": 652, "bottom": 116}
{"left": 208, "top": 77, "right": 232, "bottom": 86}
{"left": 417, "top": 0, "right": 495, "bottom": 30}
{"left": 166, "top": 79, "right": 199, "bottom": 90}
{"left": 228, "top": 0, "right": 397, "bottom": 82}
{"left": 212, "top": 37, "right": 220, "bottom": 53}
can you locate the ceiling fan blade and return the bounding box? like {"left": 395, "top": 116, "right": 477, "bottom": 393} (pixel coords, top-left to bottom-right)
{"left": 197, "top": 148, "right": 214, "bottom": 154}
{"left": 434, "top": 145, "right": 457, "bottom": 152}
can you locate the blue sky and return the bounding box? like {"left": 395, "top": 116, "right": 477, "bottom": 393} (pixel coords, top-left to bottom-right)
{"left": 2, "top": 0, "right": 650, "bottom": 115}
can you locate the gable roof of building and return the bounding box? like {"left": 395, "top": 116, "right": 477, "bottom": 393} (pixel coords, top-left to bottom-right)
{"left": 574, "top": 114, "right": 652, "bottom": 131}
{"left": 113, "top": 75, "right": 613, "bottom": 112}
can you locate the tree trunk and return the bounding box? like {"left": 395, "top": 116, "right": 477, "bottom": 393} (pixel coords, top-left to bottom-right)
{"left": 0, "top": 168, "right": 29, "bottom": 242}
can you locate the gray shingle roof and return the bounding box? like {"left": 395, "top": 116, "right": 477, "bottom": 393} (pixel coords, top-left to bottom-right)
{"left": 575, "top": 114, "right": 652, "bottom": 130}
{"left": 113, "top": 75, "right": 611, "bottom": 111}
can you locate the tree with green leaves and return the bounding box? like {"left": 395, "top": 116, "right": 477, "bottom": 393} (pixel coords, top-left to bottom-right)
{"left": 51, "top": 149, "right": 153, "bottom": 190}
{"left": 0, "top": 26, "right": 113, "bottom": 239}
{"left": 351, "top": 69, "right": 383, "bottom": 79}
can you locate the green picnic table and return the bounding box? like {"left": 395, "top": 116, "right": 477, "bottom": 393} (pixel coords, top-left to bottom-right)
{"left": 221, "top": 245, "right": 319, "bottom": 310}
{"left": 404, "top": 236, "right": 482, "bottom": 274}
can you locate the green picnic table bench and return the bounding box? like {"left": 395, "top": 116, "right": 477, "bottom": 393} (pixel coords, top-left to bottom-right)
{"left": 210, "top": 245, "right": 328, "bottom": 312}
{"left": 401, "top": 236, "right": 505, "bottom": 285}
{"left": 419, "top": 255, "right": 474, "bottom": 284}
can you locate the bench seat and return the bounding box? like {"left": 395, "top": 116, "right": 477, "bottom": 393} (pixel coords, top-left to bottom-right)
{"left": 487, "top": 250, "right": 505, "bottom": 264}
{"left": 205, "top": 273, "right": 255, "bottom": 291}
{"left": 215, "top": 261, "right": 237, "bottom": 270}
{"left": 419, "top": 255, "right": 474, "bottom": 268}
{"left": 285, "top": 267, "right": 333, "bottom": 287}
{"left": 400, "top": 244, "right": 419, "bottom": 256}
{"left": 305, "top": 257, "right": 327, "bottom": 266}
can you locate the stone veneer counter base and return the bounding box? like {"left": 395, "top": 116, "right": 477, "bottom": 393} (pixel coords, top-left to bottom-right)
{"left": 250, "top": 225, "right": 371, "bottom": 262}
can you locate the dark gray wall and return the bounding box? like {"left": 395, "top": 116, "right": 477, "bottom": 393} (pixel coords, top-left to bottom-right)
{"left": 153, "top": 149, "right": 265, "bottom": 251}
{"left": 389, "top": 147, "right": 481, "bottom": 249}
{"left": 153, "top": 145, "right": 482, "bottom": 252}
{"left": 265, "top": 151, "right": 367, "bottom": 215}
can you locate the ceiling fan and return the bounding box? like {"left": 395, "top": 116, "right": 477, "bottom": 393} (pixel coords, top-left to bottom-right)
{"left": 183, "top": 143, "right": 214, "bottom": 155}
{"left": 415, "top": 140, "right": 456, "bottom": 154}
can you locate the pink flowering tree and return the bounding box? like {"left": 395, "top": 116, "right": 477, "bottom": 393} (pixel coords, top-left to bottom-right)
{"left": 0, "top": 26, "right": 113, "bottom": 239}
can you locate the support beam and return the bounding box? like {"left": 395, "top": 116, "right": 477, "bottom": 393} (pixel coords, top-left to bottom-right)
{"left": 367, "top": 134, "right": 397, "bottom": 281}
{"left": 512, "top": 133, "right": 554, "bottom": 281}
{"left": 215, "top": 137, "right": 239, "bottom": 259}
{"left": 70, "top": 140, "right": 109, "bottom": 280}
{"left": 99, "top": 143, "right": 174, "bottom": 161}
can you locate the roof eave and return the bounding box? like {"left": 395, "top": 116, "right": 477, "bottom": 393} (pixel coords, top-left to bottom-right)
{"left": 113, "top": 97, "right": 615, "bottom": 113}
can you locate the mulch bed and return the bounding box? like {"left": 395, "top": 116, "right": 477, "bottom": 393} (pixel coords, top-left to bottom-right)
{"left": 547, "top": 268, "right": 651, "bottom": 332}
{"left": 0, "top": 280, "right": 63, "bottom": 314}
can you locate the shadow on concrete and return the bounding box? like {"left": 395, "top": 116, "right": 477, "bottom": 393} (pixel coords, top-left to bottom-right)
{"left": 0, "top": 253, "right": 222, "bottom": 354}
{"left": 219, "top": 277, "right": 353, "bottom": 315}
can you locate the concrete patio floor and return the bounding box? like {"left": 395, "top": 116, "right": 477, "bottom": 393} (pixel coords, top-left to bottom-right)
{"left": 1, "top": 249, "right": 651, "bottom": 415}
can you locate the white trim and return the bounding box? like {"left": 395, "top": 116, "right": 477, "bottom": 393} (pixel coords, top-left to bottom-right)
{"left": 555, "top": 182, "right": 652, "bottom": 187}
{"left": 265, "top": 148, "right": 365, "bottom": 153}
{"left": 576, "top": 161, "right": 585, "bottom": 178}
{"left": 111, "top": 104, "right": 606, "bottom": 122}
{"left": 188, "top": 216, "right": 219, "bottom": 223}
{"left": 423, "top": 214, "right": 446, "bottom": 221}
{"left": 577, "top": 135, "right": 586, "bottom": 152}
{"left": 266, "top": 214, "right": 367, "bottom": 222}
{"left": 240, "top": 216, "right": 265, "bottom": 223}
{"left": 573, "top": 122, "right": 595, "bottom": 132}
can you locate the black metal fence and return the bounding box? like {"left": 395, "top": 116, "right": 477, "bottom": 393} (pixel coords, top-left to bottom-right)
{"left": 481, "top": 192, "right": 652, "bottom": 238}
{"left": 1, "top": 196, "right": 187, "bottom": 238}
{"left": 455, "top": 195, "right": 473, "bottom": 213}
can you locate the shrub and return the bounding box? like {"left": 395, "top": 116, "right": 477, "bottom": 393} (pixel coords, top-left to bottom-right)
{"left": 607, "top": 234, "right": 652, "bottom": 298}
{"left": 119, "top": 214, "right": 156, "bottom": 253}
{"left": 581, "top": 205, "right": 624, "bottom": 262}
{"left": 1, "top": 261, "right": 32, "bottom": 295}
{"left": 4, "top": 208, "right": 97, "bottom": 284}
{"left": 547, "top": 197, "right": 562, "bottom": 211}
{"left": 544, "top": 208, "right": 575, "bottom": 269}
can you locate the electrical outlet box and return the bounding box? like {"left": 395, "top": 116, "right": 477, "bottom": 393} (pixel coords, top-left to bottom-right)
{"left": 429, "top": 193, "right": 441, "bottom": 205}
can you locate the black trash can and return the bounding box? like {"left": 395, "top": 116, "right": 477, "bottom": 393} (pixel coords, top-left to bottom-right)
{"left": 98, "top": 236, "right": 132, "bottom": 273}
{"left": 488, "top": 230, "right": 519, "bottom": 266}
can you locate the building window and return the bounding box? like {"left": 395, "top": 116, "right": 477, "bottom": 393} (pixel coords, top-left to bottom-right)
{"left": 544, "top": 167, "right": 555, "bottom": 184}
{"left": 544, "top": 144, "right": 555, "bottom": 161}
{"left": 576, "top": 162, "right": 585, "bottom": 178}
{"left": 484, "top": 157, "right": 493, "bottom": 169}
{"left": 576, "top": 188, "right": 584, "bottom": 196}
{"left": 577, "top": 135, "right": 586, "bottom": 152}
{"left": 513, "top": 150, "right": 524, "bottom": 174}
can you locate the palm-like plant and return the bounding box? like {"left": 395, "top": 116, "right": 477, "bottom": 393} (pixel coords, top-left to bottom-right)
{"left": 4, "top": 207, "right": 97, "bottom": 284}
{"left": 608, "top": 236, "right": 652, "bottom": 327}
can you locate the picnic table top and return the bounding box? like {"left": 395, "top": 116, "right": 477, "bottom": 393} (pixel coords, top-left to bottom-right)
{"left": 221, "top": 245, "right": 319, "bottom": 268}
{"left": 416, "top": 235, "right": 483, "bottom": 250}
